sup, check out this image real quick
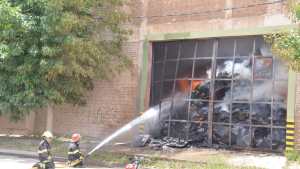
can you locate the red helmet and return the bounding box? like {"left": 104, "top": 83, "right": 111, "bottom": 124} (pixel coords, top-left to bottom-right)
{"left": 125, "top": 164, "right": 137, "bottom": 169}
{"left": 71, "top": 133, "right": 81, "bottom": 142}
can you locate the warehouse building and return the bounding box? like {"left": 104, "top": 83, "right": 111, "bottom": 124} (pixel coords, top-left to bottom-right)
{"left": 0, "top": 0, "right": 298, "bottom": 151}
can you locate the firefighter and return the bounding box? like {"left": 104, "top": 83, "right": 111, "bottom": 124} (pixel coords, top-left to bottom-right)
{"left": 32, "top": 131, "right": 55, "bottom": 169}
{"left": 67, "top": 133, "right": 84, "bottom": 168}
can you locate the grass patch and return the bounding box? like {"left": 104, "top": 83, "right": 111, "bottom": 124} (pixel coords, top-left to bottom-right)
{"left": 142, "top": 158, "right": 260, "bottom": 169}
{"left": 286, "top": 150, "right": 300, "bottom": 163}
{"left": 90, "top": 151, "right": 131, "bottom": 166}
{"left": 89, "top": 151, "right": 261, "bottom": 169}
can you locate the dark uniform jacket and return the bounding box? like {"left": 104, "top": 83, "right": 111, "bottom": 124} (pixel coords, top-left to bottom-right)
{"left": 33, "top": 139, "right": 54, "bottom": 169}
{"left": 67, "top": 142, "right": 84, "bottom": 167}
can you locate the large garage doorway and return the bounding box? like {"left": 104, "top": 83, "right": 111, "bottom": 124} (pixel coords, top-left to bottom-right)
{"left": 150, "top": 36, "right": 288, "bottom": 151}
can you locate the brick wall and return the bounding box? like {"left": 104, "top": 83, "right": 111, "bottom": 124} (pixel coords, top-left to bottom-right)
{"left": 0, "top": 0, "right": 292, "bottom": 141}
{"left": 146, "top": 0, "right": 290, "bottom": 33}
{"left": 0, "top": 116, "right": 28, "bottom": 135}
{"left": 51, "top": 42, "right": 140, "bottom": 138}
{"left": 33, "top": 111, "right": 47, "bottom": 135}
{"left": 0, "top": 112, "right": 35, "bottom": 135}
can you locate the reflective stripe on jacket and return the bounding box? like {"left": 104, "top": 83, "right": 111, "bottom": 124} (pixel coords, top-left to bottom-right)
{"left": 38, "top": 139, "right": 53, "bottom": 164}
{"left": 67, "top": 142, "right": 83, "bottom": 167}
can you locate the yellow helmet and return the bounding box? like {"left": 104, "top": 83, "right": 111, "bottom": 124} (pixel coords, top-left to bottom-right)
{"left": 42, "top": 131, "right": 53, "bottom": 139}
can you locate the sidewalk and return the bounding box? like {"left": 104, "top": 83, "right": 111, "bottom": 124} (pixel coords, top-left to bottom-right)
{"left": 0, "top": 149, "right": 122, "bottom": 169}
{"left": 0, "top": 148, "right": 66, "bottom": 161}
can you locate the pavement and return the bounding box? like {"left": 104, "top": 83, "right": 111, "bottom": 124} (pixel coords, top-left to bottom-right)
{"left": 0, "top": 148, "right": 37, "bottom": 158}
{"left": 0, "top": 155, "right": 121, "bottom": 169}
{"left": 0, "top": 148, "right": 65, "bottom": 161}
{"left": 0, "top": 154, "right": 38, "bottom": 169}
{"left": 0, "top": 149, "right": 121, "bottom": 169}
{"left": 229, "top": 154, "right": 287, "bottom": 169}
{"left": 1, "top": 147, "right": 300, "bottom": 169}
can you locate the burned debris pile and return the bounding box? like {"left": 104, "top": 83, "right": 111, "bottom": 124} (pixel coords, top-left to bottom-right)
{"left": 133, "top": 134, "right": 191, "bottom": 150}
{"left": 148, "top": 58, "right": 287, "bottom": 151}
{"left": 149, "top": 39, "right": 288, "bottom": 152}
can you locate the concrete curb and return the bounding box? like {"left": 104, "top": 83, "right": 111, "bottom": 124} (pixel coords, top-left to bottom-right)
{"left": 0, "top": 148, "right": 66, "bottom": 162}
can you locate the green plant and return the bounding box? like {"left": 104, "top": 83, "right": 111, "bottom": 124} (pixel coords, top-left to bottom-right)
{"left": 0, "top": 0, "right": 130, "bottom": 120}
{"left": 264, "top": 1, "right": 300, "bottom": 72}
{"left": 285, "top": 150, "right": 300, "bottom": 162}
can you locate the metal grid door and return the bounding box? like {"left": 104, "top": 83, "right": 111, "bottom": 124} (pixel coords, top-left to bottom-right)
{"left": 150, "top": 36, "right": 288, "bottom": 151}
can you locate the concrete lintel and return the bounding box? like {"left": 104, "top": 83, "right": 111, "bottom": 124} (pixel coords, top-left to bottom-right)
{"left": 147, "top": 25, "right": 297, "bottom": 41}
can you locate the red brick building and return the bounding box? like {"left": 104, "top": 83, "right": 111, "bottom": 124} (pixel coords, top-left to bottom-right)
{"left": 0, "top": 0, "right": 298, "bottom": 151}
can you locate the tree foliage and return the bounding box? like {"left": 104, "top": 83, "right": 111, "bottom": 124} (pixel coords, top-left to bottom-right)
{"left": 264, "top": 1, "right": 300, "bottom": 71}
{"left": 0, "top": 0, "right": 130, "bottom": 120}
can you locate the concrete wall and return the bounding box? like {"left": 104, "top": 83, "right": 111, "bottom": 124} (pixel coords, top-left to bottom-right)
{"left": 294, "top": 74, "right": 300, "bottom": 149}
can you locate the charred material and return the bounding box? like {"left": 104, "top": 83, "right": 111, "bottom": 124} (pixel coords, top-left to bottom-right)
{"left": 212, "top": 125, "right": 230, "bottom": 148}
{"left": 148, "top": 137, "right": 190, "bottom": 150}
{"left": 188, "top": 123, "right": 209, "bottom": 147}
{"left": 132, "top": 135, "right": 151, "bottom": 147}
{"left": 213, "top": 103, "right": 230, "bottom": 123}
{"left": 231, "top": 126, "right": 251, "bottom": 147}
{"left": 252, "top": 127, "right": 271, "bottom": 149}
{"left": 151, "top": 39, "right": 288, "bottom": 152}
{"left": 190, "top": 102, "right": 208, "bottom": 122}
{"left": 232, "top": 103, "right": 250, "bottom": 124}
{"left": 273, "top": 104, "right": 287, "bottom": 126}
{"left": 156, "top": 73, "right": 287, "bottom": 150}
{"left": 272, "top": 128, "right": 286, "bottom": 151}
{"left": 252, "top": 104, "right": 271, "bottom": 125}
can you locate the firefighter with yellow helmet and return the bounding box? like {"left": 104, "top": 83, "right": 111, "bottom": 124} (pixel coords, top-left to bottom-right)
{"left": 32, "top": 131, "right": 55, "bottom": 169}
{"left": 67, "top": 133, "right": 84, "bottom": 167}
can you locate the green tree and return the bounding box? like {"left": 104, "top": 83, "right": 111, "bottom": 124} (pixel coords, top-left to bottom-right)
{"left": 0, "top": 0, "right": 130, "bottom": 120}
{"left": 264, "top": 0, "right": 300, "bottom": 71}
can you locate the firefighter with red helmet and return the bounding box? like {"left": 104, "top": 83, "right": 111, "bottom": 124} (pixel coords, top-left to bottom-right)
{"left": 67, "top": 133, "right": 84, "bottom": 167}
{"left": 32, "top": 131, "right": 55, "bottom": 169}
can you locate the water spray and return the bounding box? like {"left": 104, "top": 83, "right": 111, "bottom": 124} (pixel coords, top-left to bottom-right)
{"left": 86, "top": 102, "right": 169, "bottom": 156}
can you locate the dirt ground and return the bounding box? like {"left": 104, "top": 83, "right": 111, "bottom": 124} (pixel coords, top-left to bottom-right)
{"left": 102, "top": 144, "right": 297, "bottom": 169}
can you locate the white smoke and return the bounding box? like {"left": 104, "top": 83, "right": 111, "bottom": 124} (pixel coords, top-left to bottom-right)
{"left": 215, "top": 60, "right": 251, "bottom": 79}
{"left": 216, "top": 60, "right": 233, "bottom": 77}
{"left": 206, "top": 69, "right": 212, "bottom": 79}
{"left": 145, "top": 93, "right": 188, "bottom": 137}
{"left": 87, "top": 105, "right": 163, "bottom": 155}
{"left": 219, "top": 103, "right": 230, "bottom": 112}
{"left": 233, "top": 60, "right": 251, "bottom": 79}
{"left": 213, "top": 58, "right": 281, "bottom": 111}
{"left": 87, "top": 93, "right": 187, "bottom": 155}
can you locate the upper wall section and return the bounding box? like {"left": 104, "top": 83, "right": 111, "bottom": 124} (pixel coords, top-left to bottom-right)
{"left": 141, "top": 0, "right": 291, "bottom": 35}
